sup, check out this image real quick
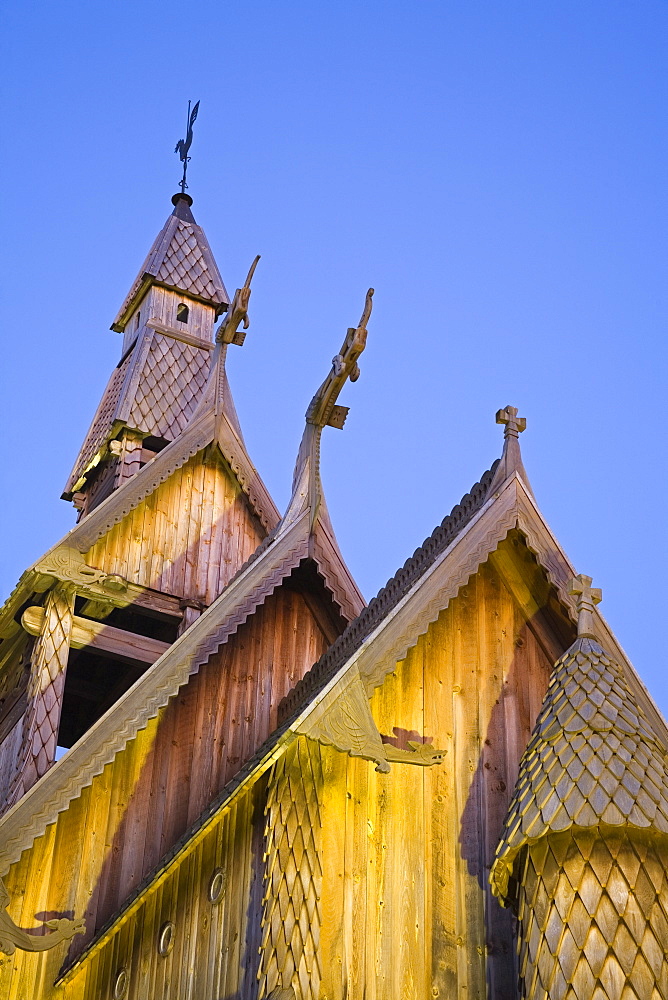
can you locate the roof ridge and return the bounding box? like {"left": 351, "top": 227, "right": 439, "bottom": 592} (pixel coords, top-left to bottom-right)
{"left": 278, "top": 458, "right": 499, "bottom": 721}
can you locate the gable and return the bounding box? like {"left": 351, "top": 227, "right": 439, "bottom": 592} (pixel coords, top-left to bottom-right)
{"left": 84, "top": 446, "right": 264, "bottom": 607}
{"left": 34, "top": 541, "right": 571, "bottom": 999}
{"left": 310, "top": 546, "right": 570, "bottom": 999}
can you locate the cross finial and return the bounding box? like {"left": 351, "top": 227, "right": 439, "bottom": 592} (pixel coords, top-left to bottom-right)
{"left": 488, "top": 404, "right": 532, "bottom": 495}
{"left": 496, "top": 405, "right": 526, "bottom": 439}
{"left": 568, "top": 573, "right": 602, "bottom": 639}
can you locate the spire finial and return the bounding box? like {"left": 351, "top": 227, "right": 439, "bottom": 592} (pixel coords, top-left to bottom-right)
{"left": 488, "top": 404, "right": 532, "bottom": 495}
{"left": 174, "top": 100, "right": 200, "bottom": 194}
{"left": 496, "top": 405, "right": 526, "bottom": 440}
{"left": 568, "top": 573, "right": 602, "bottom": 639}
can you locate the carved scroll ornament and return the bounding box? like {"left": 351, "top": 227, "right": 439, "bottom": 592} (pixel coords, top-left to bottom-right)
{"left": 0, "top": 878, "right": 84, "bottom": 955}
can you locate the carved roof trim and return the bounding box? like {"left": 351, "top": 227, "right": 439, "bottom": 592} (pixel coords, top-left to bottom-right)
{"left": 0, "top": 491, "right": 366, "bottom": 871}
{"left": 279, "top": 460, "right": 500, "bottom": 719}
{"left": 310, "top": 515, "right": 365, "bottom": 623}
{"left": 62, "top": 406, "right": 280, "bottom": 555}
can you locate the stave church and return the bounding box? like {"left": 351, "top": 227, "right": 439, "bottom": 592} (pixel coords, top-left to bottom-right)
{"left": 0, "top": 135, "right": 667, "bottom": 1000}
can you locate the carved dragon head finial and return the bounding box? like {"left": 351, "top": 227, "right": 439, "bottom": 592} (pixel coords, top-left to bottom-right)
{"left": 216, "top": 254, "right": 261, "bottom": 347}
{"left": 0, "top": 876, "right": 85, "bottom": 956}
{"left": 569, "top": 573, "right": 602, "bottom": 639}
{"left": 278, "top": 289, "right": 374, "bottom": 533}
{"left": 305, "top": 288, "right": 373, "bottom": 431}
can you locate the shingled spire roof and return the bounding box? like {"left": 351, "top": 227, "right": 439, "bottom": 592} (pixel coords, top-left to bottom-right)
{"left": 111, "top": 193, "right": 229, "bottom": 332}
{"left": 491, "top": 575, "right": 668, "bottom": 903}
{"left": 63, "top": 193, "right": 238, "bottom": 502}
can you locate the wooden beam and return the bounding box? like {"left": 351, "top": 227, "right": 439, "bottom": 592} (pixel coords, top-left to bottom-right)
{"left": 146, "top": 318, "right": 214, "bottom": 352}
{"left": 80, "top": 586, "right": 185, "bottom": 622}
{"left": 21, "top": 608, "right": 170, "bottom": 666}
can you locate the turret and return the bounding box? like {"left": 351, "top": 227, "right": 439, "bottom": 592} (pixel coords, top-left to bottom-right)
{"left": 491, "top": 576, "right": 668, "bottom": 1000}
{"left": 62, "top": 192, "right": 230, "bottom": 516}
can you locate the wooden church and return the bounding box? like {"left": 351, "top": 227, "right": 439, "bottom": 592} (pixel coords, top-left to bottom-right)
{"left": 0, "top": 173, "right": 667, "bottom": 1000}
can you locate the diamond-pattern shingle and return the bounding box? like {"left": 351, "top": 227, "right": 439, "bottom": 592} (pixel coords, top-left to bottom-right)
{"left": 492, "top": 636, "right": 668, "bottom": 896}
{"left": 127, "top": 333, "right": 209, "bottom": 440}
{"left": 112, "top": 198, "right": 229, "bottom": 331}
{"left": 63, "top": 349, "right": 134, "bottom": 494}
{"left": 259, "top": 738, "right": 323, "bottom": 1000}
{"left": 515, "top": 831, "right": 668, "bottom": 999}
{"left": 155, "top": 220, "right": 220, "bottom": 300}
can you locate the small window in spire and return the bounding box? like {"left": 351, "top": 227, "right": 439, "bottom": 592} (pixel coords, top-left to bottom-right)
{"left": 135, "top": 310, "right": 141, "bottom": 330}
{"left": 176, "top": 303, "right": 189, "bottom": 324}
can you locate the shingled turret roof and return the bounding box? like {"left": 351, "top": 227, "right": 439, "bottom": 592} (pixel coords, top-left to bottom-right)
{"left": 111, "top": 193, "right": 229, "bottom": 332}
{"left": 491, "top": 576, "right": 668, "bottom": 903}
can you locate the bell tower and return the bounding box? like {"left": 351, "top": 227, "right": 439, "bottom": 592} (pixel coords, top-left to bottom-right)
{"left": 62, "top": 191, "right": 230, "bottom": 516}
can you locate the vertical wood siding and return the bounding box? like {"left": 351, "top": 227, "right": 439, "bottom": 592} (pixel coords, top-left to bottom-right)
{"left": 316, "top": 559, "right": 557, "bottom": 1000}
{"left": 85, "top": 450, "right": 264, "bottom": 605}
{"left": 0, "top": 551, "right": 567, "bottom": 1000}
{"left": 0, "top": 583, "right": 331, "bottom": 1000}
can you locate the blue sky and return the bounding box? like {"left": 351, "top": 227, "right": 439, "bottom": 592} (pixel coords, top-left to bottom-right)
{"left": 1, "top": 1, "right": 666, "bottom": 712}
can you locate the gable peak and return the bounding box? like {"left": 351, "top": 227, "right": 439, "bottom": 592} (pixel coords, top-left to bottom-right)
{"left": 488, "top": 403, "right": 532, "bottom": 494}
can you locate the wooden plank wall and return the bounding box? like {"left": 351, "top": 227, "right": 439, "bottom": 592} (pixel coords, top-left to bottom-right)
{"left": 86, "top": 449, "right": 264, "bottom": 606}
{"left": 81, "top": 784, "right": 265, "bottom": 1000}
{"left": 90, "top": 584, "right": 331, "bottom": 932}
{"left": 317, "top": 558, "right": 557, "bottom": 1000}
{"left": 0, "top": 716, "right": 161, "bottom": 1000}
{"left": 0, "top": 583, "right": 331, "bottom": 1000}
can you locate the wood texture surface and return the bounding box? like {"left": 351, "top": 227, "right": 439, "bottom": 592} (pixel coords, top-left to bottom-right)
{"left": 316, "top": 554, "right": 559, "bottom": 1000}
{"left": 86, "top": 448, "right": 264, "bottom": 606}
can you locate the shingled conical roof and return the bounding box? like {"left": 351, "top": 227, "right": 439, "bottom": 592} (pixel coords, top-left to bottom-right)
{"left": 111, "top": 193, "right": 229, "bottom": 332}
{"left": 491, "top": 576, "right": 668, "bottom": 902}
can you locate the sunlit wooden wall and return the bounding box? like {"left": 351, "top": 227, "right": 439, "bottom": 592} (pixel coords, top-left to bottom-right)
{"left": 0, "top": 553, "right": 563, "bottom": 1000}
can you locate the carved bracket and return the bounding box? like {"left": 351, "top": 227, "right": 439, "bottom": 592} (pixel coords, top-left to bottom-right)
{"left": 297, "top": 669, "right": 445, "bottom": 774}
{"left": 34, "top": 548, "right": 130, "bottom": 608}
{"left": 0, "top": 878, "right": 85, "bottom": 955}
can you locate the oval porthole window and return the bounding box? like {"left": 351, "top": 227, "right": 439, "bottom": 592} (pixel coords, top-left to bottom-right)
{"left": 157, "top": 920, "right": 175, "bottom": 957}
{"left": 113, "top": 967, "right": 128, "bottom": 999}
{"left": 208, "top": 866, "right": 227, "bottom": 904}
{"left": 176, "top": 302, "right": 189, "bottom": 324}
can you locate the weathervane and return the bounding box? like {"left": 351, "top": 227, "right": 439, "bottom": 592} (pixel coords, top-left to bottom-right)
{"left": 175, "top": 100, "right": 200, "bottom": 194}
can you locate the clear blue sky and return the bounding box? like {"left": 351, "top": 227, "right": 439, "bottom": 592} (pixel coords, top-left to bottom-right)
{"left": 1, "top": 2, "right": 666, "bottom": 713}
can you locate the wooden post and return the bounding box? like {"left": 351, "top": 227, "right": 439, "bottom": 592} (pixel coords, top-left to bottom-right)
{"left": 8, "top": 583, "right": 75, "bottom": 801}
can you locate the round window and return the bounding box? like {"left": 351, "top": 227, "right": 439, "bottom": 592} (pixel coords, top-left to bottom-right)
{"left": 113, "top": 967, "right": 128, "bottom": 999}
{"left": 157, "top": 920, "right": 175, "bottom": 957}
{"left": 208, "top": 867, "right": 227, "bottom": 904}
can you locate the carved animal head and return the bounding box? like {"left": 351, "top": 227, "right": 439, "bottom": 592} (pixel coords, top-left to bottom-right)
{"left": 407, "top": 740, "right": 446, "bottom": 763}
{"left": 45, "top": 916, "right": 86, "bottom": 940}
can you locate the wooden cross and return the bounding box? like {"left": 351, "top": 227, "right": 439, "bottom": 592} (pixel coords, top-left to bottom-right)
{"left": 568, "top": 574, "right": 602, "bottom": 637}
{"left": 496, "top": 405, "right": 526, "bottom": 439}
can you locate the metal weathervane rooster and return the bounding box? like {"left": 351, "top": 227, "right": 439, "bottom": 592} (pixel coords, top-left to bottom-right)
{"left": 175, "top": 100, "right": 200, "bottom": 193}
